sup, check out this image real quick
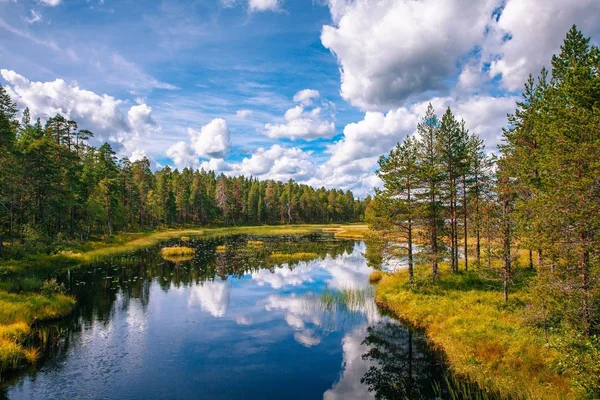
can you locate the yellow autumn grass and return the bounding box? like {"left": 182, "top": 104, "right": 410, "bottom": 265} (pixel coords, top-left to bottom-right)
{"left": 369, "top": 270, "right": 383, "bottom": 283}
{"left": 374, "top": 253, "right": 575, "bottom": 400}
{"left": 161, "top": 246, "right": 195, "bottom": 257}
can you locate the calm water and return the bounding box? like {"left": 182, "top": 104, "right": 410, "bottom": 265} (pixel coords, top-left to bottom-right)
{"left": 1, "top": 234, "right": 454, "bottom": 400}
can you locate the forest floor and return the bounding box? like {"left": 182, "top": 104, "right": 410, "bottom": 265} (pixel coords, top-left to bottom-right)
{"left": 0, "top": 223, "right": 368, "bottom": 376}
{"left": 374, "top": 249, "right": 581, "bottom": 400}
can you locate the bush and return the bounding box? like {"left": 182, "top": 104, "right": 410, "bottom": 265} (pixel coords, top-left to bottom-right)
{"left": 40, "top": 279, "right": 66, "bottom": 297}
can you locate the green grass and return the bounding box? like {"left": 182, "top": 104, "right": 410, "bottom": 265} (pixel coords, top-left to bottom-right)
{"left": 374, "top": 253, "right": 576, "bottom": 400}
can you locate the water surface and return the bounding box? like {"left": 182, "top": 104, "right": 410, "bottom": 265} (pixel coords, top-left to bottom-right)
{"left": 2, "top": 234, "right": 453, "bottom": 399}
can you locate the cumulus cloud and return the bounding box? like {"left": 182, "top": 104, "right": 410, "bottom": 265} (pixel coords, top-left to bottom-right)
{"left": 248, "top": 0, "right": 281, "bottom": 12}
{"left": 264, "top": 106, "right": 335, "bottom": 140}
{"left": 0, "top": 69, "right": 161, "bottom": 159}
{"left": 321, "top": 0, "right": 497, "bottom": 111}
{"left": 190, "top": 118, "right": 231, "bottom": 158}
{"left": 321, "top": 0, "right": 600, "bottom": 111}
{"left": 167, "top": 118, "right": 231, "bottom": 169}
{"left": 263, "top": 90, "right": 335, "bottom": 140}
{"left": 483, "top": 0, "right": 600, "bottom": 91}
{"left": 292, "top": 89, "right": 320, "bottom": 106}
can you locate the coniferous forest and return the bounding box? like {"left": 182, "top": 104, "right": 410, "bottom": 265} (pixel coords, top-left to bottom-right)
{"left": 0, "top": 98, "right": 367, "bottom": 256}
{"left": 366, "top": 26, "right": 600, "bottom": 398}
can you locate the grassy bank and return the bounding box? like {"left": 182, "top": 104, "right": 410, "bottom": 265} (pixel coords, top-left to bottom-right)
{"left": 0, "top": 223, "right": 368, "bottom": 375}
{"left": 374, "top": 256, "right": 578, "bottom": 399}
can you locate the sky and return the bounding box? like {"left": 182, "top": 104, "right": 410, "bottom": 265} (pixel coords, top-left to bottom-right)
{"left": 1, "top": 0, "right": 599, "bottom": 196}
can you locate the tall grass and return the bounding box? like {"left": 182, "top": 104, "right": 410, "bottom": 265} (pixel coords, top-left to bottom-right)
{"left": 375, "top": 259, "right": 576, "bottom": 399}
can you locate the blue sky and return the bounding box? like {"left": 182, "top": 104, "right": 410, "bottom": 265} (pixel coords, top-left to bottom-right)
{"left": 1, "top": 0, "right": 599, "bottom": 195}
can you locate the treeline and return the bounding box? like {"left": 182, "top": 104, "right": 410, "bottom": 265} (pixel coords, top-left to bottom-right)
{"left": 0, "top": 95, "right": 367, "bottom": 253}
{"left": 370, "top": 26, "right": 599, "bottom": 337}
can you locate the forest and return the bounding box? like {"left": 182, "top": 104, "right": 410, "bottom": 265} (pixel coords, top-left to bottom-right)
{"left": 367, "top": 26, "right": 600, "bottom": 398}
{"left": 0, "top": 100, "right": 367, "bottom": 258}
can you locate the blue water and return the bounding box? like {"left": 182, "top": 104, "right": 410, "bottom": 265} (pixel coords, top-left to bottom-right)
{"left": 2, "top": 235, "right": 450, "bottom": 400}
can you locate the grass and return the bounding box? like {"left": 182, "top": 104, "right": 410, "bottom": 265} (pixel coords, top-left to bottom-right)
{"left": 374, "top": 253, "right": 576, "bottom": 400}
{"left": 269, "top": 251, "right": 319, "bottom": 263}
{"left": 246, "top": 240, "right": 264, "bottom": 247}
{"left": 322, "top": 224, "right": 369, "bottom": 239}
{"left": 216, "top": 245, "right": 227, "bottom": 253}
{"left": 161, "top": 246, "right": 195, "bottom": 257}
{"left": 180, "top": 236, "right": 191, "bottom": 242}
{"left": 0, "top": 291, "right": 74, "bottom": 373}
{"left": 369, "top": 270, "right": 383, "bottom": 283}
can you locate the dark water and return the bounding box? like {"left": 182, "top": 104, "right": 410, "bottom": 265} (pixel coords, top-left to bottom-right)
{"left": 1, "top": 234, "right": 456, "bottom": 400}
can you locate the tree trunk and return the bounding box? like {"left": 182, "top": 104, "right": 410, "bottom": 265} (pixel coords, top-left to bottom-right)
{"left": 462, "top": 175, "right": 468, "bottom": 271}
{"left": 407, "top": 187, "right": 414, "bottom": 284}
{"left": 529, "top": 249, "right": 534, "bottom": 270}
{"left": 503, "top": 198, "right": 511, "bottom": 304}
{"left": 581, "top": 244, "right": 590, "bottom": 336}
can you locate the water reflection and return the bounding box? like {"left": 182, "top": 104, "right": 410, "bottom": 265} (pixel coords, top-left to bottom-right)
{"left": 2, "top": 234, "right": 462, "bottom": 400}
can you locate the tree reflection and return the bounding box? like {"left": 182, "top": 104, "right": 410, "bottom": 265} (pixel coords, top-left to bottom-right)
{"left": 361, "top": 321, "right": 448, "bottom": 399}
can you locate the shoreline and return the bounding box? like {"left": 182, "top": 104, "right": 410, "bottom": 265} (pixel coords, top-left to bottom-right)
{"left": 0, "top": 224, "right": 368, "bottom": 376}
{"left": 373, "top": 262, "right": 577, "bottom": 400}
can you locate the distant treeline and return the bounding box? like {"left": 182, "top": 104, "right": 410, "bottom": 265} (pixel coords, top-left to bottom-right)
{"left": 0, "top": 97, "right": 368, "bottom": 250}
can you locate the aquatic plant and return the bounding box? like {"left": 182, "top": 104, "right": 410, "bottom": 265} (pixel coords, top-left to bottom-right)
{"left": 161, "top": 246, "right": 195, "bottom": 257}
{"left": 216, "top": 245, "right": 227, "bottom": 253}
{"left": 246, "top": 240, "right": 264, "bottom": 247}
{"left": 269, "top": 252, "right": 318, "bottom": 262}
{"left": 180, "top": 236, "right": 191, "bottom": 242}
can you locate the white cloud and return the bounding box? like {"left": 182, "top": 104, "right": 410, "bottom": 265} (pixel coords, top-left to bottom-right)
{"left": 167, "top": 118, "right": 231, "bottom": 169}
{"left": 24, "top": 9, "right": 42, "bottom": 24}
{"left": 292, "top": 89, "right": 320, "bottom": 106}
{"left": 40, "top": 0, "right": 62, "bottom": 6}
{"left": 166, "top": 141, "right": 199, "bottom": 170}
{"left": 0, "top": 69, "right": 163, "bottom": 161}
{"left": 321, "top": 0, "right": 497, "bottom": 111}
{"left": 483, "top": 0, "right": 600, "bottom": 91}
{"left": 235, "top": 109, "right": 253, "bottom": 119}
{"left": 321, "top": 0, "right": 600, "bottom": 111}
{"left": 264, "top": 105, "right": 335, "bottom": 140}
{"left": 190, "top": 118, "right": 231, "bottom": 158}
{"left": 248, "top": 0, "right": 281, "bottom": 12}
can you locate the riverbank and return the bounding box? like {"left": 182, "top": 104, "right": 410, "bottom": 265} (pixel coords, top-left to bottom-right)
{"left": 373, "top": 257, "right": 581, "bottom": 399}
{"left": 0, "top": 224, "right": 368, "bottom": 376}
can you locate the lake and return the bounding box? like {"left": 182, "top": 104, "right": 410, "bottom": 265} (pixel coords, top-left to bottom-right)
{"left": 1, "top": 233, "right": 456, "bottom": 400}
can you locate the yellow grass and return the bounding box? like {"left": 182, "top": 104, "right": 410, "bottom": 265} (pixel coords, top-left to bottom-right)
{"left": 369, "top": 270, "right": 383, "bottom": 283}
{"left": 180, "top": 236, "right": 191, "bottom": 241}
{"left": 161, "top": 246, "right": 195, "bottom": 257}
{"left": 246, "top": 240, "right": 264, "bottom": 247}
{"left": 375, "top": 257, "right": 576, "bottom": 400}
{"left": 0, "top": 292, "right": 74, "bottom": 372}
{"left": 216, "top": 245, "right": 227, "bottom": 253}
